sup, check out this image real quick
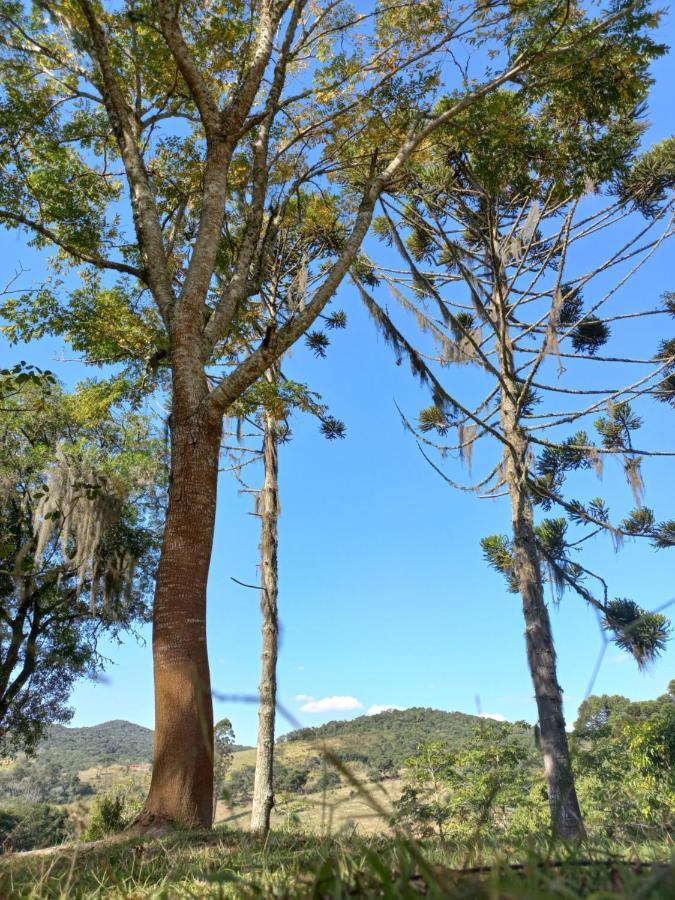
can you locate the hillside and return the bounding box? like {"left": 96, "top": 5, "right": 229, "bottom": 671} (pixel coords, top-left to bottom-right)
{"left": 222, "top": 708, "right": 535, "bottom": 823}
{"left": 281, "top": 707, "right": 531, "bottom": 769}
{"left": 0, "top": 709, "right": 531, "bottom": 812}
{"left": 0, "top": 720, "right": 250, "bottom": 807}
{"left": 42, "top": 720, "right": 154, "bottom": 769}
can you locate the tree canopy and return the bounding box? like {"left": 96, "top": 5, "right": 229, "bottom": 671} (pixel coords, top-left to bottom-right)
{"left": 0, "top": 373, "right": 163, "bottom": 753}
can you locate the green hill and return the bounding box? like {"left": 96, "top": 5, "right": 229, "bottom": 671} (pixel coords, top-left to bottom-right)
{"left": 0, "top": 720, "right": 250, "bottom": 807}
{"left": 223, "top": 708, "right": 534, "bottom": 813}
{"left": 280, "top": 707, "right": 531, "bottom": 772}
{"left": 42, "top": 720, "right": 155, "bottom": 769}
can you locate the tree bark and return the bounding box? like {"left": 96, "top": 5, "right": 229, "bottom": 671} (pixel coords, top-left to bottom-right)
{"left": 135, "top": 410, "right": 222, "bottom": 830}
{"left": 250, "top": 410, "right": 280, "bottom": 838}
{"left": 501, "top": 411, "right": 584, "bottom": 840}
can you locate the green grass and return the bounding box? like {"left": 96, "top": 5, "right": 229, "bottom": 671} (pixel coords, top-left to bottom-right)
{"left": 1, "top": 829, "right": 673, "bottom": 898}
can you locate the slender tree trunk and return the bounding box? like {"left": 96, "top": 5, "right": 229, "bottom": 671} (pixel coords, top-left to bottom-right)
{"left": 250, "top": 410, "right": 280, "bottom": 838}
{"left": 501, "top": 409, "right": 584, "bottom": 839}
{"left": 136, "top": 410, "right": 222, "bottom": 830}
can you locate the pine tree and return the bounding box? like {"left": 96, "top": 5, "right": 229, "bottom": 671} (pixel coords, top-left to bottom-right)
{"left": 360, "top": 76, "right": 674, "bottom": 837}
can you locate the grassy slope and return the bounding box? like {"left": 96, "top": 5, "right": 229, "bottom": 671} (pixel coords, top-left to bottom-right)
{"left": 221, "top": 708, "right": 534, "bottom": 834}
{"left": 1, "top": 830, "right": 673, "bottom": 899}
{"left": 217, "top": 778, "right": 405, "bottom": 835}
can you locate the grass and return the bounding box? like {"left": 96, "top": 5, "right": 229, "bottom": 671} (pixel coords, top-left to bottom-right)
{"left": 216, "top": 778, "right": 403, "bottom": 836}
{"left": 2, "top": 744, "right": 671, "bottom": 897}
{"left": 1, "top": 828, "right": 673, "bottom": 898}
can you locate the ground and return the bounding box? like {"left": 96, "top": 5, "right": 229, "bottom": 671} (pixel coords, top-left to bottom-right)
{"left": 1, "top": 829, "right": 673, "bottom": 898}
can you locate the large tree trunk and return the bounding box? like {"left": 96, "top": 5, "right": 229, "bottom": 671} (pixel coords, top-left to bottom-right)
{"left": 501, "top": 415, "right": 584, "bottom": 840}
{"left": 250, "top": 411, "right": 280, "bottom": 838}
{"left": 136, "top": 410, "right": 222, "bottom": 831}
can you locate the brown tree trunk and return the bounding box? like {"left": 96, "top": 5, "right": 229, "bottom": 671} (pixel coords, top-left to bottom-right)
{"left": 135, "top": 410, "right": 222, "bottom": 831}
{"left": 250, "top": 410, "right": 279, "bottom": 838}
{"left": 501, "top": 411, "right": 584, "bottom": 840}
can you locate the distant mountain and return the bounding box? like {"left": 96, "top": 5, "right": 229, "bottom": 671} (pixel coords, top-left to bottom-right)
{"left": 43, "top": 720, "right": 154, "bottom": 769}
{"left": 38, "top": 720, "right": 252, "bottom": 770}
{"left": 0, "top": 720, "right": 254, "bottom": 807}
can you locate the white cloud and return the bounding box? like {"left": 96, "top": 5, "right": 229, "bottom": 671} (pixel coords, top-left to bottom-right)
{"left": 366, "top": 704, "right": 405, "bottom": 716}
{"left": 478, "top": 712, "right": 507, "bottom": 722}
{"left": 299, "top": 695, "right": 363, "bottom": 713}
{"left": 295, "top": 694, "right": 313, "bottom": 702}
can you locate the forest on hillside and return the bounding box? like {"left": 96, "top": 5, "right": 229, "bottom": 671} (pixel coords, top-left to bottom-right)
{"left": 0, "top": 0, "right": 674, "bottom": 896}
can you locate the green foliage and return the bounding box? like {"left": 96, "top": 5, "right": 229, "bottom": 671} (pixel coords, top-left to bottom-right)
{"left": 651, "top": 520, "right": 675, "bottom": 548}
{"left": 571, "top": 316, "right": 611, "bottom": 355}
{"left": 419, "top": 406, "right": 451, "bottom": 436}
{"left": 305, "top": 330, "right": 331, "bottom": 359}
{"left": 595, "top": 402, "right": 643, "bottom": 450}
{"left": 480, "top": 535, "right": 519, "bottom": 593}
{"left": 33, "top": 720, "right": 153, "bottom": 771}
{"left": 655, "top": 374, "right": 675, "bottom": 408}
{"left": 0, "top": 698, "right": 671, "bottom": 888}
{"left": 0, "top": 381, "right": 163, "bottom": 753}
{"left": 319, "top": 417, "right": 346, "bottom": 440}
{"left": 225, "top": 765, "right": 256, "bottom": 805}
{"left": 82, "top": 795, "right": 128, "bottom": 841}
{"left": 395, "top": 724, "right": 538, "bottom": 846}
{"left": 82, "top": 789, "right": 143, "bottom": 841}
{"left": 0, "top": 803, "right": 71, "bottom": 852}
{"left": 571, "top": 689, "right": 675, "bottom": 841}
{"left": 482, "top": 522, "right": 671, "bottom": 667}
{"left": 620, "top": 507, "right": 655, "bottom": 536}
{"left": 602, "top": 599, "right": 670, "bottom": 668}
{"left": 537, "top": 432, "right": 594, "bottom": 485}
{"left": 395, "top": 741, "right": 456, "bottom": 839}
{"left": 279, "top": 708, "right": 518, "bottom": 779}
{"left": 0, "top": 757, "right": 93, "bottom": 806}
{"left": 0, "top": 362, "right": 56, "bottom": 401}
{"left": 214, "top": 718, "right": 235, "bottom": 801}
{"left": 620, "top": 136, "right": 675, "bottom": 216}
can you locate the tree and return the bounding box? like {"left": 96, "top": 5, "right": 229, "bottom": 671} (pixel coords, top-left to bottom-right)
{"left": 0, "top": 803, "right": 72, "bottom": 852}
{"left": 571, "top": 688, "right": 675, "bottom": 841}
{"left": 213, "top": 716, "right": 235, "bottom": 819}
{"left": 359, "top": 39, "right": 673, "bottom": 835}
{"left": 226, "top": 360, "right": 345, "bottom": 837}
{"left": 0, "top": 374, "right": 162, "bottom": 754}
{"left": 249, "top": 399, "right": 281, "bottom": 838}
{"left": 395, "top": 724, "right": 532, "bottom": 845}
{"left": 0, "top": 0, "right": 648, "bottom": 829}
{"left": 395, "top": 740, "right": 456, "bottom": 841}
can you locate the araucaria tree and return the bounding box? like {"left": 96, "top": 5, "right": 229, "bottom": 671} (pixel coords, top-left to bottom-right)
{"left": 0, "top": 0, "right": 653, "bottom": 828}
{"left": 0, "top": 374, "right": 162, "bottom": 754}
{"left": 361, "top": 77, "right": 674, "bottom": 835}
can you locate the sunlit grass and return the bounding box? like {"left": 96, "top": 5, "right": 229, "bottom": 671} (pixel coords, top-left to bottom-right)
{"left": 1, "top": 827, "right": 673, "bottom": 898}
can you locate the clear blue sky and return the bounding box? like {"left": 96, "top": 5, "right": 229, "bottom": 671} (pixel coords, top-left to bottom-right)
{"left": 1, "top": 8, "right": 673, "bottom": 747}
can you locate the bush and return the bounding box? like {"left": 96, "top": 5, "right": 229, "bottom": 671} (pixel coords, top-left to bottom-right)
{"left": 224, "top": 765, "right": 256, "bottom": 805}
{"left": 82, "top": 788, "right": 143, "bottom": 841}
{"left": 0, "top": 804, "right": 72, "bottom": 851}
{"left": 316, "top": 770, "right": 341, "bottom": 792}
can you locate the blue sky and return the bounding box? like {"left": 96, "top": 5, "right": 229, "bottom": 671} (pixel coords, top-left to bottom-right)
{"left": 1, "top": 7, "right": 674, "bottom": 747}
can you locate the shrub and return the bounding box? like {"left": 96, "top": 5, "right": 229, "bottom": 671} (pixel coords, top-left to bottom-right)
{"left": 82, "top": 788, "right": 143, "bottom": 841}
{"left": 0, "top": 804, "right": 72, "bottom": 851}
